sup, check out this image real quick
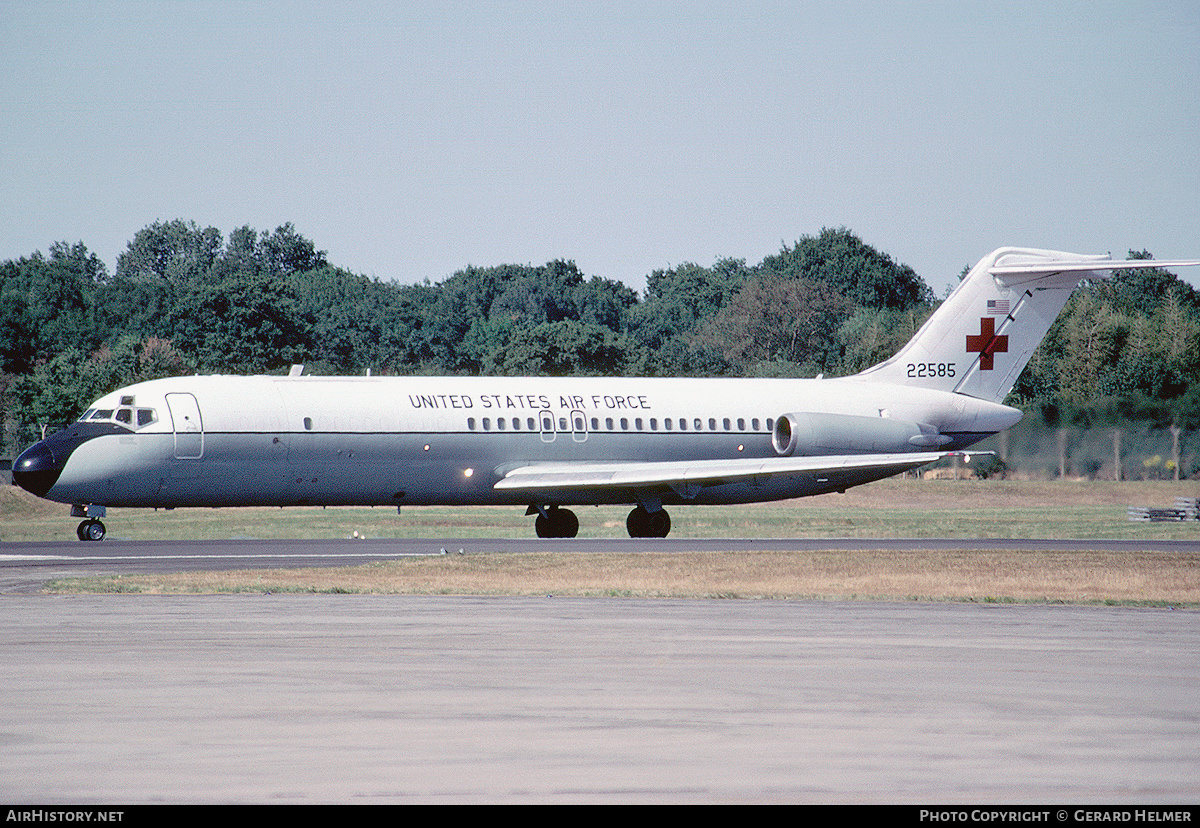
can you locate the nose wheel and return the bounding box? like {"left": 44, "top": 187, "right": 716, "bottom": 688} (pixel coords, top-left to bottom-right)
{"left": 76, "top": 519, "right": 107, "bottom": 541}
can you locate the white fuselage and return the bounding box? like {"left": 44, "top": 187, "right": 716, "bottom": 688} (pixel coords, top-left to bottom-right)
{"left": 44, "top": 373, "right": 1019, "bottom": 509}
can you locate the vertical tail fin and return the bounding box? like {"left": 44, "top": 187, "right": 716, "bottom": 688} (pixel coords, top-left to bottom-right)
{"left": 852, "top": 247, "right": 1200, "bottom": 403}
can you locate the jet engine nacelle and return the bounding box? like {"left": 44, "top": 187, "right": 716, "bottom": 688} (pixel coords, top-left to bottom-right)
{"left": 772, "top": 412, "right": 951, "bottom": 456}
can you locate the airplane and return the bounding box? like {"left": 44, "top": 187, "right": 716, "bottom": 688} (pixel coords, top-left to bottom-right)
{"left": 13, "top": 247, "right": 1200, "bottom": 541}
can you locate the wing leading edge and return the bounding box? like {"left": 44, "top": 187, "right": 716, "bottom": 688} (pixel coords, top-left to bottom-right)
{"left": 495, "top": 450, "right": 959, "bottom": 498}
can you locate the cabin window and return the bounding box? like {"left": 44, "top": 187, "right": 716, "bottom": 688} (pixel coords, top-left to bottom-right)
{"left": 482, "top": 418, "right": 491, "bottom": 430}
{"left": 497, "top": 417, "right": 505, "bottom": 430}
{"left": 752, "top": 418, "right": 760, "bottom": 431}
{"left": 606, "top": 417, "right": 614, "bottom": 430}
{"left": 766, "top": 418, "right": 774, "bottom": 431}
{"left": 467, "top": 417, "right": 476, "bottom": 430}
{"left": 620, "top": 417, "right": 629, "bottom": 430}
{"left": 649, "top": 418, "right": 657, "bottom": 430}
{"left": 527, "top": 417, "right": 536, "bottom": 430}
{"left": 559, "top": 418, "right": 568, "bottom": 431}
{"left": 664, "top": 418, "right": 672, "bottom": 430}
{"left": 695, "top": 418, "right": 703, "bottom": 431}
{"left": 590, "top": 417, "right": 599, "bottom": 430}
{"left": 635, "top": 418, "right": 643, "bottom": 430}
{"left": 303, "top": 417, "right": 313, "bottom": 431}
{"left": 678, "top": 418, "right": 686, "bottom": 430}
{"left": 737, "top": 418, "right": 746, "bottom": 430}
{"left": 708, "top": 418, "right": 716, "bottom": 430}
{"left": 723, "top": 418, "right": 731, "bottom": 431}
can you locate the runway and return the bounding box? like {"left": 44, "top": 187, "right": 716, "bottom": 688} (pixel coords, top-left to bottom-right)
{"left": 2, "top": 593, "right": 1197, "bottom": 804}
{"left": 3, "top": 536, "right": 1199, "bottom": 593}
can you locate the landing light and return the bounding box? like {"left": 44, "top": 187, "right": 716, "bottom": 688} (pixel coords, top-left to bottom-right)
{"left": 463, "top": 468, "right": 474, "bottom": 478}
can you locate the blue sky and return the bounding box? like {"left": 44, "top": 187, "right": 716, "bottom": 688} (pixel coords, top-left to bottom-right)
{"left": 3, "top": 0, "right": 1197, "bottom": 294}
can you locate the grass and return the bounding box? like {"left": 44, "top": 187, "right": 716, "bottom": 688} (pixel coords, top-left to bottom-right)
{"left": 5, "top": 478, "right": 1199, "bottom": 603}
{"left": 4, "top": 477, "right": 1199, "bottom": 542}
{"left": 38, "top": 547, "right": 1200, "bottom": 605}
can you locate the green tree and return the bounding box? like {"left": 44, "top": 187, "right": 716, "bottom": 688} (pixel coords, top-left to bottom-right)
{"left": 169, "top": 270, "right": 313, "bottom": 373}
{"left": 759, "top": 227, "right": 933, "bottom": 309}
{"left": 115, "top": 220, "right": 222, "bottom": 285}
{"left": 692, "top": 272, "right": 853, "bottom": 374}
{"left": 288, "top": 266, "right": 436, "bottom": 374}
{"left": 0, "top": 242, "right": 106, "bottom": 374}
{"left": 628, "top": 258, "right": 750, "bottom": 376}
{"left": 835, "top": 305, "right": 933, "bottom": 375}
{"left": 486, "top": 320, "right": 641, "bottom": 376}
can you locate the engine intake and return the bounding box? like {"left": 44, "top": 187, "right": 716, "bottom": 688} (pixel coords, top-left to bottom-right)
{"left": 772, "top": 412, "right": 950, "bottom": 456}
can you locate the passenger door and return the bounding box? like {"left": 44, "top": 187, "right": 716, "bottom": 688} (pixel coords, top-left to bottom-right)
{"left": 166, "top": 393, "right": 204, "bottom": 460}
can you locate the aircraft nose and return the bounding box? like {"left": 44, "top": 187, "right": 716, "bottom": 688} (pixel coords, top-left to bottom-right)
{"left": 13, "top": 439, "right": 63, "bottom": 498}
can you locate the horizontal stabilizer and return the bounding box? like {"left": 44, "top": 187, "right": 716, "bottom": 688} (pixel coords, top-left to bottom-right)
{"left": 989, "top": 256, "right": 1200, "bottom": 282}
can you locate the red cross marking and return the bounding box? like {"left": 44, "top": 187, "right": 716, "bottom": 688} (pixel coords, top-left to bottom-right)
{"left": 965, "top": 317, "right": 1008, "bottom": 370}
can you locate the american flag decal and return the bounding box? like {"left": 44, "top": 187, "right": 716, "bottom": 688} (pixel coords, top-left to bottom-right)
{"left": 987, "top": 299, "right": 1009, "bottom": 315}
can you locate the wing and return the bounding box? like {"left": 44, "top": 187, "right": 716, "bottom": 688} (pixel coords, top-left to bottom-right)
{"left": 494, "top": 450, "right": 959, "bottom": 499}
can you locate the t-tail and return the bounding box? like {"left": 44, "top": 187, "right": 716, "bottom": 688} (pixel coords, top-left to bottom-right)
{"left": 852, "top": 247, "right": 1200, "bottom": 403}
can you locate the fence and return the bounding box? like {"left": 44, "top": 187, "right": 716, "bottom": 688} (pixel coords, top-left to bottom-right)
{"left": 966, "top": 420, "right": 1199, "bottom": 481}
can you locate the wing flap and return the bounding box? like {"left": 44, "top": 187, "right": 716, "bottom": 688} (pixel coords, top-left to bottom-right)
{"left": 494, "top": 451, "right": 954, "bottom": 492}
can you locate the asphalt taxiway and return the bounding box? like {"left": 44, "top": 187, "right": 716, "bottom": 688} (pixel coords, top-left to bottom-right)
{"left": 3, "top": 537, "right": 1198, "bottom": 803}
{"left": 2, "top": 593, "right": 1197, "bottom": 804}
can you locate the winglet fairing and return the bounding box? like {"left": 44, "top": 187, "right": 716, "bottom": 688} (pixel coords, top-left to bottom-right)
{"left": 14, "top": 247, "right": 1200, "bottom": 540}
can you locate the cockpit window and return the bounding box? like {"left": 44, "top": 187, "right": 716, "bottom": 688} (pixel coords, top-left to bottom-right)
{"left": 77, "top": 406, "right": 158, "bottom": 430}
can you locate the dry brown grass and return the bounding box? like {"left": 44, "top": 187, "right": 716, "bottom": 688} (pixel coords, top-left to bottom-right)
{"left": 56, "top": 547, "right": 1200, "bottom": 604}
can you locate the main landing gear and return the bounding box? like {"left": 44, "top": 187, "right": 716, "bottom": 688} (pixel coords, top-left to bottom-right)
{"left": 529, "top": 504, "right": 673, "bottom": 538}
{"left": 533, "top": 506, "right": 579, "bottom": 538}
{"left": 626, "top": 505, "right": 671, "bottom": 538}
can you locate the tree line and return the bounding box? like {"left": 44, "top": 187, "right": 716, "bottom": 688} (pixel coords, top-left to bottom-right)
{"left": 3, "top": 220, "right": 1199, "bottom": 474}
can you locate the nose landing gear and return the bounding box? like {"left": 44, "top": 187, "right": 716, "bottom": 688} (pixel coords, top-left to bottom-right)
{"left": 71, "top": 504, "right": 108, "bottom": 541}
{"left": 76, "top": 519, "right": 107, "bottom": 541}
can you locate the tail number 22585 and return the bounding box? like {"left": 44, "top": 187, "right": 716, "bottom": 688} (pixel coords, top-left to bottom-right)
{"left": 907, "top": 362, "right": 956, "bottom": 378}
